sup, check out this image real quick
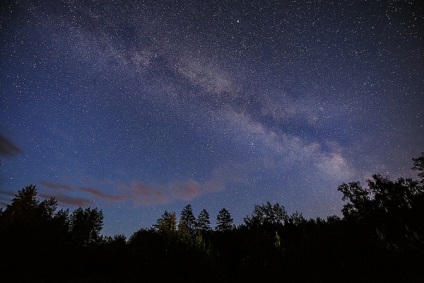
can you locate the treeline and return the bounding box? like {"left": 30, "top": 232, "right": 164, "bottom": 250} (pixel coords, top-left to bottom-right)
{"left": 1, "top": 153, "right": 424, "bottom": 282}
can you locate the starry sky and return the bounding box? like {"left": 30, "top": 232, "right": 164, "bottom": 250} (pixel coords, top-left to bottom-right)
{"left": 1, "top": 0, "right": 423, "bottom": 237}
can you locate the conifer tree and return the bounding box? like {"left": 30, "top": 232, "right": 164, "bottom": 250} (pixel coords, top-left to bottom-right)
{"left": 216, "top": 208, "right": 233, "bottom": 231}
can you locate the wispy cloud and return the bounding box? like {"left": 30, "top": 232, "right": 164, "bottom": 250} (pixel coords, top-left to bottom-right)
{"left": 123, "top": 182, "right": 170, "bottom": 207}
{"left": 0, "top": 191, "right": 14, "bottom": 207}
{"left": 80, "top": 187, "right": 127, "bottom": 203}
{"left": 0, "top": 133, "right": 23, "bottom": 158}
{"left": 170, "top": 180, "right": 202, "bottom": 201}
{"left": 40, "top": 181, "right": 72, "bottom": 191}
{"left": 39, "top": 192, "right": 93, "bottom": 207}
{"left": 38, "top": 160, "right": 249, "bottom": 208}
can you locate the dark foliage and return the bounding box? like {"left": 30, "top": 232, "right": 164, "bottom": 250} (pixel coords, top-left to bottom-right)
{"left": 179, "top": 204, "right": 196, "bottom": 235}
{"left": 196, "top": 208, "right": 212, "bottom": 233}
{"left": 1, "top": 154, "right": 424, "bottom": 282}
{"left": 216, "top": 208, "right": 234, "bottom": 232}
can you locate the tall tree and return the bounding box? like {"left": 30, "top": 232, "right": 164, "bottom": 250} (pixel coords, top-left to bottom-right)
{"left": 412, "top": 152, "right": 424, "bottom": 181}
{"left": 1, "top": 185, "right": 39, "bottom": 225}
{"left": 216, "top": 208, "right": 234, "bottom": 231}
{"left": 196, "top": 209, "right": 211, "bottom": 233}
{"left": 243, "top": 201, "right": 288, "bottom": 228}
{"left": 179, "top": 204, "right": 196, "bottom": 235}
{"left": 0, "top": 185, "right": 59, "bottom": 229}
{"left": 153, "top": 211, "right": 177, "bottom": 234}
{"left": 338, "top": 174, "right": 422, "bottom": 220}
{"left": 337, "top": 181, "right": 372, "bottom": 220}
{"left": 69, "top": 207, "right": 104, "bottom": 246}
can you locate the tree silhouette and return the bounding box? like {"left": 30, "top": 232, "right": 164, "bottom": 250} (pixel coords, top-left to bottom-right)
{"left": 337, "top": 181, "right": 372, "bottom": 220}
{"left": 412, "top": 152, "right": 424, "bottom": 181}
{"left": 338, "top": 174, "right": 423, "bottom": 221}
{"left": 287, "top": 211, "right": 306, "bottom": 226}
{"left": 1, "top": 184, "right": 39, "bottom": 225}
{"left": 69, "top": 207, "right": 104, "bottom": 246}
{"left": 244, "top": 201, "right": 288, "bottom": 228}
{"left": 196, "top": 209, "right": 212, "bottom": 233}
{"left": 0, "top": 184, "right": 65, "bottom": 235}
{"left": 216, "top": 208, "right": 233, "bottom": 231}
{"left": 154, "top": 211, "right": 177, "bottom": 234}
{"left": 179, "top": 204, "right": 196, "bottom": 235}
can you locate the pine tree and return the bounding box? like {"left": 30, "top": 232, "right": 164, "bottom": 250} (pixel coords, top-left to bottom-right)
{"left": 196, "top": 209, "right": 211, "bottom": 232}
{"left": 216, "top": 208, "right": 233, "bottom": 231}
{"left": 153, "top": 211, "right": 177, "bottom": 234}
{"left": 180, "top": 204, "right": 196, "bottom": 235}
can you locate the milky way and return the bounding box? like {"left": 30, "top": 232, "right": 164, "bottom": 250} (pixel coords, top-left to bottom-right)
{"left": 1, "top": 0, "right": 423, "bottom": 237}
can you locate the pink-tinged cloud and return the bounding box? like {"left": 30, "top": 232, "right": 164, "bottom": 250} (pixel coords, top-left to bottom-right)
{"left": 118, "top": 162, "right": 250, "bottom": 206}
{"left": 171, "top": 180, "right": 202, "bottom": 200}
{"left": 84, "top": 176, "right": 116, "bottom": 186}
{"left": 80, "top": 187, "right": 127, "bottom": 203}
{"left": 39, "top": 192, "right": 93, "bottom": 207}
{"left": 0, "top": 133, "right": 23, "bottom": 158}
{"left": 128, "top": 182, "right": 170, "bottom": 206}
{"left": 38, "top": 160, "right": 250, "bottom": 207}
{"left": 40, "top": 181, "right": 73, "bottom": 191}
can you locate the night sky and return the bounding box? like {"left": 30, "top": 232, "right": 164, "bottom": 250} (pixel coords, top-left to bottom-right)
{"left": 1, "top": 0, "right": 423, "bottom": 237}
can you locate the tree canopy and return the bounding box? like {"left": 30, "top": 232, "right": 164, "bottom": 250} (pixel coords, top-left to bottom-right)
{"left": 196, "top": 209, "right": 212, "bottom": 233}
{"left": 244, "top": 201, "right": 288, "bottom": 229}
{"left": 216, "top": 208, "right": 234, "bottom": 231}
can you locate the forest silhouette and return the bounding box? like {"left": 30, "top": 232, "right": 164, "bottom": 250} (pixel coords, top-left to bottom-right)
{"left": 1, "top": 153, "right": 423, "bottom": 282}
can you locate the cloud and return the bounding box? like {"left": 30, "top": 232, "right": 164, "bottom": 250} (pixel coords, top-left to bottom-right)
{"left": 116, "top": 163, "right": 249, "bottom": 206}
{"left": 38, "top": 160, "right": 250, "bottom": 208}
{"left": 39, "top": 192, "right": 93, "bottom": 207}
{"left": 0, "top": 133, "right": 23, "bottom": 158}
{"left": 41, "top": 180, "right": 117, "bottom": 207}
{"left": 170, "top": 180, "right": 202, "bottom": 200}
{"left": 118, "top": 159, "right": 250, "bottom": 205}
{"left": 0, "top": 191, "right": 14, "bottom": 207}
{"left": 79, "top": 187, "right": 127, "bottom": 203}
{"left": 40, "top": 181, "right": 72, "bottom": 191}
{"left": 125, "top": 182, "right": 170, "bottom": 207}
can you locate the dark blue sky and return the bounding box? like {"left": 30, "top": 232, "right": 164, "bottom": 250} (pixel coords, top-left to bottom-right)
{"left": 1, "top": 0, "right": 423, "bottom": 237}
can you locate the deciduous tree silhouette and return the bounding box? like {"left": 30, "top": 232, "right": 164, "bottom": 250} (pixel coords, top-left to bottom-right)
{"left": 69, "top": 207, "right": 104, "bottom": 246}
{"left": 337, "top": 181, "right": 372, "bottom": 220}
{"left": 287, "top": 211, "right": 306, "bottom": 226}
{"left": 338, "top": 174, "right": 422, "bottom": 221}
{"left": 244, "top": 201, "right": 288, "bottom": 228}
{"left": 412, "top": 152, "right": 424, "bottom": 181}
